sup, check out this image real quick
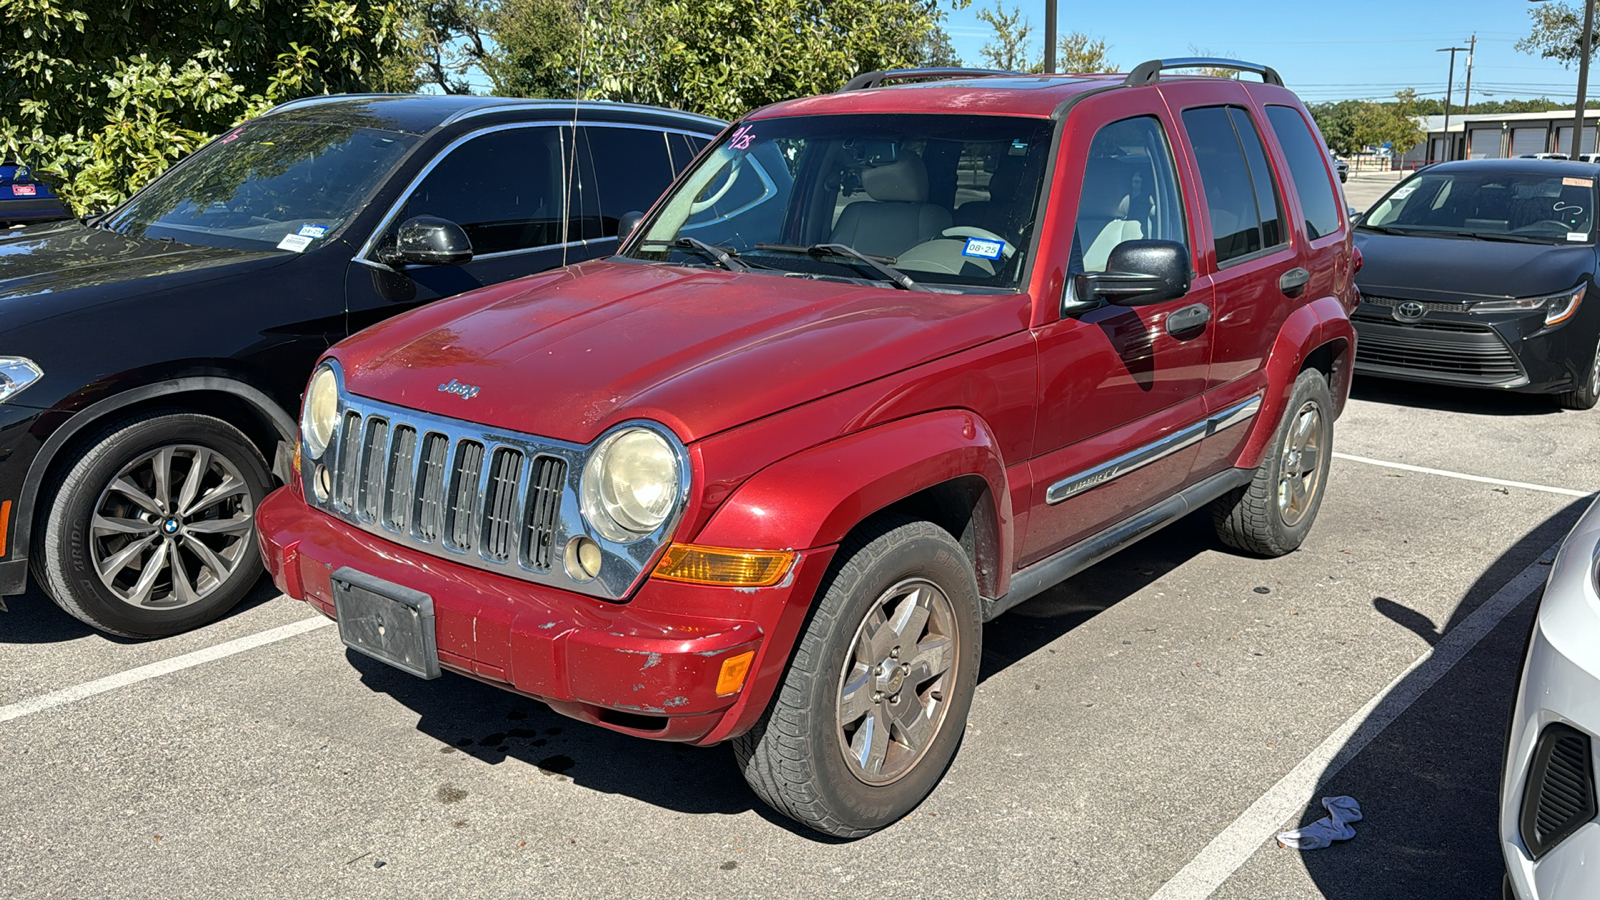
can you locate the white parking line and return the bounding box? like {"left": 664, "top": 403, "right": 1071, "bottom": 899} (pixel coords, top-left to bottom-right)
{"left": 1147, "top": 540, "right": 1559, "bottom": 900}
{"left": 1334, "top": 452, "right": 1594, "bottom": 498}
{"left": 0, "top": 616, "right": 334, "bottom": 726}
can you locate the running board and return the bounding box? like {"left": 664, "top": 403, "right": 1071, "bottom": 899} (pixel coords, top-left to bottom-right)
{"left": 983, "top": 467, "right": 1253, "bottom": 622}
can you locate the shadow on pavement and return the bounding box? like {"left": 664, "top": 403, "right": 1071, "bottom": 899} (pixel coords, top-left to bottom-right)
{"left": 1351, "top": 375, "right": 1563, "bottom": 418}
{"left": 0, "top": 574, "right": 281, "bottom": 645}
{"left": 1294, "top": 497, "right": 1588, "bottom": 899}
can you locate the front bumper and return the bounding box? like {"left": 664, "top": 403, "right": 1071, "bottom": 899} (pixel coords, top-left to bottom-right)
{"left": 256, "top": 486, "right": 836, "bottom": 745}
{"left": 0, "top": 403, "right": 50, "bottom": 592}
{"left": 1501, "top": 499, "right": 1600, "bottom": 899}
{"left": 1352, "top": 299, "right": 1594, "bottom": 393}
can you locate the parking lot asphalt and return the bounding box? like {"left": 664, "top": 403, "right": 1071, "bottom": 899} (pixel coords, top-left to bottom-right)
{"left": 4, "top": 175, "right": 1588, "bottom": 898}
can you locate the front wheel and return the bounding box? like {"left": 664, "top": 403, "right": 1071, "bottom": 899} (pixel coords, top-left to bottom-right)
{"left": 33, "top": 410, "right": 272, "bottom": 638}
{"left": 733, "top": 516, "right": 981, "bottom": 838}
{"left": 1212, "top": 368, "right": 1335, "bottom": 557}
{"left": 1556, "top": 335, "right": 1600, "bottom": 410}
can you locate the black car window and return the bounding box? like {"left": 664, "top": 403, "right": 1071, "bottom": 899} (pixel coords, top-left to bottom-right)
{"left": 1230, "top": 107, "right": 1286, "bottom": 249}
{"left": 393, "top": 126, "right": 567, "bottom": 255}
{"left": 667, "top": 133, "right": 710, "bottom": 172}
{"left": 1265, "top": 105, "right": 1343, "bottom": 240}
{"left": 1182, "top": 106, "right": 1286, "bottom": 264}
{"left": 1070, "top": 115, "right": 1189, "bottom": 274}
{"left": 575, "top": 126, "right": 678, "bottom": 240}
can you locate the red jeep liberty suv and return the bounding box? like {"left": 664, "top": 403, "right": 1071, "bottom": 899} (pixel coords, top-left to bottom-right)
{"left": 257, "top": 59, "right": 1358, "bottom": 837}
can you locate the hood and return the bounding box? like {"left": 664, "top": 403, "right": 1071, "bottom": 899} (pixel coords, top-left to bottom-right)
{"left": 1354, "top": 230, "right": 1596, "bottom": 301}
{"left": 0, "top": 219, "right": 283, "bottom": 307}
{"left": 334, "top": 260, "right": 1032, "bottom": 444}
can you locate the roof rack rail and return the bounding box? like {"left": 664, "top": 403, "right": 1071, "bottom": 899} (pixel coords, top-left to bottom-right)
{"left": 840, "top": 67, "right": 1025, "bottom": 92}
{"left": 1123, "top": 58, "right": 1283, "bottom": 88}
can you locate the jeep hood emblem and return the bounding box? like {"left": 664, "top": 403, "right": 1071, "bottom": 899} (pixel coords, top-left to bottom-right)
{"left": 438, "top": 378, "right": 481, "bottom": 399}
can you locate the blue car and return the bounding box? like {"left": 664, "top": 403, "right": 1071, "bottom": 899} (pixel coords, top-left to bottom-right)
{"left": 1, "top": 160, "right": 70, "bottom": 227}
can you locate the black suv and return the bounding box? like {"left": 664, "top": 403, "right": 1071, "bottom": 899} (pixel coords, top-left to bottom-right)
{"left": 0, "top": 94, "right": 723, "bottom": 637}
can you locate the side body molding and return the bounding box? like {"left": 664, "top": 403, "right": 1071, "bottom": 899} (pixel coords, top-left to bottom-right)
{"left": 692, "top": 409, "right": 1015, "bottom": 597}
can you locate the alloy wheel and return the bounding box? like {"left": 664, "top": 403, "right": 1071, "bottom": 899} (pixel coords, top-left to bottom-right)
{"left": 89, "top": 444, "right": 255, "bottom": 609}
{"left": 836, "top": 577, "right": 960, "bottom": 785}
{"left": 1276, "top": 400, "right": 1324, "bottom": 527}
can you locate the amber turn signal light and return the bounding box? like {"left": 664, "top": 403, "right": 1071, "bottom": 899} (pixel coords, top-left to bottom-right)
{"left": 652, "top": 544, "right": 796, "bottom": 587}
{"left": 716, "top": 650, "right": 756, "bottom": 696}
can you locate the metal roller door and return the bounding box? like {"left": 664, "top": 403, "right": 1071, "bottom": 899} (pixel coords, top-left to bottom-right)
{"left": 1510, "top": 127, "right": 1548, "bottom": 157}
{"left": 1468, "top": 127, "right": 1503, "bottom": 159}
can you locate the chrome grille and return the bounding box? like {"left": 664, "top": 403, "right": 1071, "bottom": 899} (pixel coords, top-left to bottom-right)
{"left": 321, "top": 403, "right": 570, "bottom": 578}
{"left": 1359, "top": 294, "right": 1470, "bottom": 315}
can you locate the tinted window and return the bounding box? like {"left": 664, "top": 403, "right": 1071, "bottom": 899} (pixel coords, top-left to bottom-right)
{"left": 667, "top": 133, "right": 710, "bottom": 171}
{"left": 1230, "top": 108, "right": 1285, "bottom": 249}
{"left": 395, "top": 126, "right": 566, "bottom": 255}
{"left": 578, "top": 126, "right": 676, "bottom": 238}
{"left": 1071, "top": 116, "right": 1188, "bottom": 273}
{"left": 1182, "top": 106, "right": 1287, "bottom": 263}
{"left": 1265, "top": 105, "right": 1342, "bottom": 240}
{"left": 1363, "top": 169, "right": 1595, "bottom": 242}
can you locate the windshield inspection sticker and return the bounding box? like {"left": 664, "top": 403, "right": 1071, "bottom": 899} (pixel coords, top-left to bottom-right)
{"left": 1565, "top": 177, "right": 1593, "bottom": 187}
{"left": 962, "top": 237, "right": 1005, "bottom": 260}
{"left": 1391, "top": 185, "right": 1417, "bottom": 199}
{"left": 1569, "top": 232, "right": 1589, "bottom": 242}
{"left": 277, "top": 233, "right": 313, "bottom": 253}
{"left": 297, "top": 224, "right": 329, "bottom": 238}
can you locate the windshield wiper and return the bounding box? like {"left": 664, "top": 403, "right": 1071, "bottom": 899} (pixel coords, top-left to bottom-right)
{"left": 754, "top": 242, "right": 920, "bottom": 290}
{"left": 1356, "top": 224, "right": 1411, "bottom": 235}
{"left": 1457, "top": 232, "right": 1553, "bottom": 244}
{"left": 668, "top": 236, "right": 748, "bottom": 272}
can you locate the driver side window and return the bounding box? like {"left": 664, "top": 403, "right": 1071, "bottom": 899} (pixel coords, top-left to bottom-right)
{"left": 1071, "top": 116, "right": 1188, "bottom": 273}
{"left": 391, "top": 126, "right": 567, "bottom": 256}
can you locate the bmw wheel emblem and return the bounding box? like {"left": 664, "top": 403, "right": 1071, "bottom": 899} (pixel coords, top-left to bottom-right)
{"left": 163, "top": 519, "right": 180, "bottom": 535}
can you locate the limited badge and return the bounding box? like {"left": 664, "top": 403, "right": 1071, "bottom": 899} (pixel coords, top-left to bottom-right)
{"left": 297, "top": 224, "right": 329, "bottom": 238}
{"left": 11, "top": 184, "right": 35, "bottom": 196}
{"left": 277, "top": 233, "right": 313, "bottom": 252}
{"left": 962, "top": 237, "right": 1004, "bottom": 260}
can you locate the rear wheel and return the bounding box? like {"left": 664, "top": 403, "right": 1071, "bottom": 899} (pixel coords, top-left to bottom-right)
{"left": 33, "top": 411, "right": 272, "bottom": 638}
{"left": 1212, "top": 369, "right": 1334, "bottom": 557}
{"left": 1556, "top": 336, "right": 1600, "bottom": 410}
{"left": 733, "top": 516, "right": 981, "bottom": 838}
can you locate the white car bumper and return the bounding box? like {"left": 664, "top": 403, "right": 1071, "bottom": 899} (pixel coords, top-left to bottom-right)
{"left": 1501, "top": 499, "right": 1600, "bottom": 899}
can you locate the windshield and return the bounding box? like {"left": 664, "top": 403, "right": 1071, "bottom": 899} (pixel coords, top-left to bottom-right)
{"left": 631, "top": 113, "right": 1055, "bottom": 291}
{"left": 100, "top": 119, "right": 419, "bottom": 251}
{"left": 1362, "top": 168, "right": 1596, "bottom": 244}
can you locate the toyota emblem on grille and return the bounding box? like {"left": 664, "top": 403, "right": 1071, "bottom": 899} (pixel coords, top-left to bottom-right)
{"left": 1393, "top": 301, "right": 1426, "bottom": 323}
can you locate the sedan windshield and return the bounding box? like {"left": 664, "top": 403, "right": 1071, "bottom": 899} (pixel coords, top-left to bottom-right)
{"left": 100, "top": 119, "right": 419, "bottom": 251}
{"left": 1362, "top": 168, "right": 1596, "bottom": 244}
{"left": 631, "top": 113, "right": 1055, "bottom": 291}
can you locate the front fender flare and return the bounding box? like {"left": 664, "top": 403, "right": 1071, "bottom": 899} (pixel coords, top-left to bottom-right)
{"left": 1236, "top": 296, "right": 1354, "bottom": 469}
{"left": 692, "top": 408, "right": 1014, "bottom": 594}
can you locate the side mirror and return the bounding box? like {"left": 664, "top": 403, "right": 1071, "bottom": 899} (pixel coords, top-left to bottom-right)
{"left": 385, "top": 216, "right": 473, "bottom": 267}
{"left": 1076, "top": 240, "right": 1191, "bottom": 307}
{"left": 616, "top": 210, "right": 644, "bottom": 243}
{"left": 1348, "top": 206, "right": 1362, "bottom": 225}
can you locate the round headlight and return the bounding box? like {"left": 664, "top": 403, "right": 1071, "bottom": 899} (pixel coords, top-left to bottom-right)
{"left": 302, "top": 365, "right": 339, "bottom": 459}
{"left": 581, "top": 427, "right": 681, "bottom": 542}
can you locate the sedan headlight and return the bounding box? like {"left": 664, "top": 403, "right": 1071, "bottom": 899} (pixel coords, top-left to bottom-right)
{"left": 302, "top": 364, "right": 339, "bottom": 458}
{"left": 581, "top": 426, "right": 682, "bottom": 542}
{"left": 0, "top": 357, "right": 43, "bottom": 404}
{"left": 1473, "top": 284, "right": 1586, "bottom": 326}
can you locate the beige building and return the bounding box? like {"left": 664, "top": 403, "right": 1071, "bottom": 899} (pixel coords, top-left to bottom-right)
{"left": 1403, "top": 110, "right": 1599, "bottom": 167}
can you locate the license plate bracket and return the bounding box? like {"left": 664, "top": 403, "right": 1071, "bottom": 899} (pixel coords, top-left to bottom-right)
{"left": 331, "top": 567, "right": 440, "bottom": 680}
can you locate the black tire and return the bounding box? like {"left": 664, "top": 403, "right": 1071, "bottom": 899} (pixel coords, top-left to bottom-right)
{"left": 33, "top": 410, "right": 272, "bottom": 638}
{"left": 1212, "top": 369, "right": 1334, "bottom": 557}
{"left": 733, "top": 515, "right": 981, "bottom": 838}
{"left": 1555, "top": 336, "right": 1600, "bottom": 410}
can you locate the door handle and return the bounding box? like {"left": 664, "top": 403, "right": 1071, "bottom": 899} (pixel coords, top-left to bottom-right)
{"left": 1166, "top": 302, "right": 1211, "bottom": 335}
{"left": 1279, "top": 267, "right": 1311, "bottom": 297}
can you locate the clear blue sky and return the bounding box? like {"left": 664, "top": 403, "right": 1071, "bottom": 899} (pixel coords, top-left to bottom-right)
{"left": 943, "top": 0, "right": 1591, "bottom": 106}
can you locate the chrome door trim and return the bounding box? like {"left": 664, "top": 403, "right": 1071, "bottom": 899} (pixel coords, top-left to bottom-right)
{"left": 1046, "top": 396, "right": 1261, "bottom": 504}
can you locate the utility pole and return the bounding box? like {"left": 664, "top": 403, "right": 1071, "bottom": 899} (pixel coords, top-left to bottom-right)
{"left": 1462, "top": 34, "right": 1476, "bottom": 116}
{"left": 1044, "top": 0, "right": 1057, "bottom": 73}
{"left": 1574, "top": 0, "right": 1595, "bottom": 158}
{"left": 1438, "top": 46, "right": 1469, "bottom": 161}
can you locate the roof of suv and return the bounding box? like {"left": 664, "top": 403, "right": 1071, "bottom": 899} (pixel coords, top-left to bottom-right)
{"left": 752, "top": 69, "right": 1297, "bottom": 121}
{"left": 259, "top": 94, "right": 725, "bottom": 136}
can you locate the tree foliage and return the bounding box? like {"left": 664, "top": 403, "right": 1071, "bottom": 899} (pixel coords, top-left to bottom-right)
{"left": 976, "top": 2, "right": 1034, "bottom": 71}
{"left": 1516, "top": 2, "right": 1600, "bottom": 68}
{"left": 2, "top": 0, "right": 412, "bottom": 213}
{"left": 1308, "top": 91, "right": 1426, "bottom": 156}
{"left": 1057, "top": 32, "right": 1113, "bottom": 74}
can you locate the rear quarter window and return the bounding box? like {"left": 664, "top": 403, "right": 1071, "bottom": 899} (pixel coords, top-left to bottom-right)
{"left": 1264, "top": 106, "right": 1343, "bottom": 241}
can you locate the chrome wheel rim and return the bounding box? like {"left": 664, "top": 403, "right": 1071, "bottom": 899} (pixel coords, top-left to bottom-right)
{"left": 90, "top": 444, "right": 255, "bottom": 610}
{"left": 835, "top": 577, "right": 959, "bottom": 786}
{"left": 1276, "top": 400, "right": 1324, "bottom": 528}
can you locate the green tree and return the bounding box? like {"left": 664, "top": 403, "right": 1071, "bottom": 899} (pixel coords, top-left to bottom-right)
{"left": 976, "top": 2, "right": 1035, "bottom": 71}
{"left": 1057, "top": 32, "right": 1114, "bottom": 73}
{"left": 2, "top": 0, "right": 411, "bottom": 213}
{"left": 1516, "top": 2, "right": 1599, "bottom": 67}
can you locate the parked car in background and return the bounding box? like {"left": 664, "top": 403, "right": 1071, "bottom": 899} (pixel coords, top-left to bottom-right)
{"left": 1500, "top": 495, "right": 1600, "bottom": 899}
{"left": 257, "top": 58, "right": 1357, "bottom": 837}
{"left": 1332, "top": 153, "right": 1349, "bottom": 183}
{"left": 1352, "top": 159, "right": 1600, "bottom": 408}
{"left": 1520, "top": 152, "right": 1570, "bottom": 161}
{"left": 1, "top": 161, "right": 70, "bottom": 227}
{"left": 0, "top": 94, "right": 722, "bottom": 638}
